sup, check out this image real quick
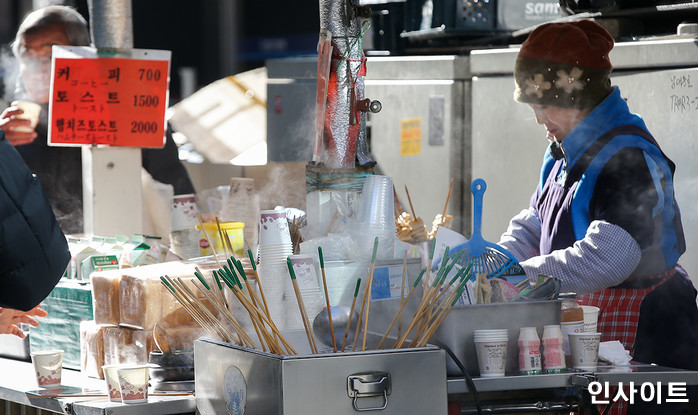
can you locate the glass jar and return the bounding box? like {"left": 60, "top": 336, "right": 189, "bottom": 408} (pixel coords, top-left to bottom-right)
{"left": 559, "top": 293, "right": 584, "bottom": 365}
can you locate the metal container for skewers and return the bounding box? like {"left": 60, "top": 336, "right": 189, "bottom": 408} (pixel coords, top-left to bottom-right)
{"left": 194, "top": 331, "right": 447, "bottom": 415}
{"left": 363, "top": 261, "right": 561, "bottom": 377}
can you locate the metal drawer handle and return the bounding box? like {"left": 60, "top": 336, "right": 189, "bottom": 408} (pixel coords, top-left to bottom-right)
{"left": 347, "top": 372, "right": 391, "bottom": 411}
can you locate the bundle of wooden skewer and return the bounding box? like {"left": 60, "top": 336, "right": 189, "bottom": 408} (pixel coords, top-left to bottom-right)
{"left": 288, "top": 216, "right": 303, "bottom": 254}
{"left": 160, "top": 222, "right": 473, "bottom": 355}
{"left": 388, "top": 247, "right": 473, "bottom": 349}
{"left": 160, "top": 251, "right": 297, "bottom": 355}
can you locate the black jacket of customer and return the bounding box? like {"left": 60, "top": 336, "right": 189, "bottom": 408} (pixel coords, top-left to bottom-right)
{"left": 0, "top": 130, "right": 69, "bottom": 311}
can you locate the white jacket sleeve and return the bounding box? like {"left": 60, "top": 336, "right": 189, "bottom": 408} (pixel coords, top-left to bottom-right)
{"left": 519, "top": 220, "right": 641, "bottom": 294}
{"left": 497, "top": 207, "right": 542, "bottom": 262}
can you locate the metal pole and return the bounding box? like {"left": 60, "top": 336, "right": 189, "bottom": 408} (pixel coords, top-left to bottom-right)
{"left": 83, "top": 0, "right": 144, "bottom": 236}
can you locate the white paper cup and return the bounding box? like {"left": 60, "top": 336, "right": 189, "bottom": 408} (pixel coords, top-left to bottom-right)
{"left": 259, "top": 209, "right": 291, "bottom": 246}
{"left": 171, "top": 194, "right": 199, "bottom": 231}
{"left": 31, "top": 350, "right": 63, "bottom": 387}
{"left": 581, "top": 305, "right": 600, "bottom": 333}
{"left": 117, "top": 365, "right": 150, "bottom": 404}
{"left": 474, "top": 340, "right": 508, "bottom": 377}
{"left": 568, "top": 332, "right": 601, "bottom": 370}
{"left": 102, "top": 364, "right": 122, "bottom": 402}
{"left": 11, "top": 100, "right": 41, "bottom": 133}
{"left": 289, "top": 254, "right": 319, "bottom": 290}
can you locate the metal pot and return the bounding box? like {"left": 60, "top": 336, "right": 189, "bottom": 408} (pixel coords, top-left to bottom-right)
{"left": 149, "top": 348, "right": 194, "bottom": 382}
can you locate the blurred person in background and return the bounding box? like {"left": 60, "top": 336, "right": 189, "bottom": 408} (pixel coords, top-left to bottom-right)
{"left": 497, "top": 20, "right": 697, "bottom": 414}
{"left": 0, "top": 5, "right": 194, "bottom": 234}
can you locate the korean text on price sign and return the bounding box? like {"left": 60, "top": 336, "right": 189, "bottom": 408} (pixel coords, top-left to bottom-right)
{"left": 48, "top": 46, "right": 171, "bottom": 148}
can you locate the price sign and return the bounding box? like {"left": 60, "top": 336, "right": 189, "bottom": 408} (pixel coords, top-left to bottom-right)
{"left": 48, "top": 46, "right": 171, "bottom": 148}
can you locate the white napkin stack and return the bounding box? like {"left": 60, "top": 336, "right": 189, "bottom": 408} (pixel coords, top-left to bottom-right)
{"left": 598, "top": 340, "right": 632, "bottom": 366}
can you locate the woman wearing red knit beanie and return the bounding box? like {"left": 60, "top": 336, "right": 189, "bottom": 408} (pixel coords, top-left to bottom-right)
{"left": 497, "top": 20, "right": 698, "bottom": 415}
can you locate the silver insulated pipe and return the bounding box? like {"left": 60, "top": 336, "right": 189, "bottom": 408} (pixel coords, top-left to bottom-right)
{"left": 319, "top": 0, "right": 367, "bottom": 169}
{"left": 87, "top": 0, "right": 133, "bottom": 49}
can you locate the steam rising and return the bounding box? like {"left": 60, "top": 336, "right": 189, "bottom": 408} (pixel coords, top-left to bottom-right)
{"left": 255, "top": 164, "right": 306, "bottom": 211}
{"left": 0, "top": 46, "right": 18, "bottom": 104}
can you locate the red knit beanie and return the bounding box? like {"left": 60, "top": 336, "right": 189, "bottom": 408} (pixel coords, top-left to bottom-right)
{"left": 514, "top": 20, "right": 614, "bottom": 109}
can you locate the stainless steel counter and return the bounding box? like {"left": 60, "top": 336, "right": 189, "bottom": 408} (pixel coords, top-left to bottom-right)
{"left": 0, "top": 357, "right": 195, "bottom": 415}
{"left": 447, "top": 362, "right": 698, "bottom": 394}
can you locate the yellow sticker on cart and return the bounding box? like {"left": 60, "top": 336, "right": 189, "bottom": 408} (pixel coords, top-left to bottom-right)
{"left": 400, "top": 117, "right": 422, "bottom": 156}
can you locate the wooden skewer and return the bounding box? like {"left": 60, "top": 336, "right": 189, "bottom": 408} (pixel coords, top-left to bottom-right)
{"left": 230, "top": 258, "right": 281, "bottom": 352}
{"left": 197, "top": 214, "right": 223, "bottom": 268}
{"left": 171, "top": 277, "right": 238, "bottom": 343}
{"left": 164, "top": 276, "right": 234, "bottom": 342}
{"left": 215, "top": 216, "right": 229, "bottom": 258}
{"left": 191, "top": 272, "right": 251, "bottom": 344}
{"left": 195, "top": 266, "right": 225, "bottom": 309}
{"left": 217, "top": 268, "right": 286, "bottom": 354}
{"left": 240, "top": 257, "right": 290, "bottom": 354}
{"left": 351, "top": 288, "right": 366, "bottom": 352}
{"left": 414, "top": 287, "right": 463, "bottom": 347}
{"left": 404, "top": 185, "right": 418, "bottom": 219}
{"left": 326, "top": 210, "right": 339, "bottom": 235}
{"left": 341, "top": 278, "right": 361, "bottom": 352}
{"left": 223, "top": 229, "right": 235, "bottom": 256}
{"left": 318, "top": 247, "right": 337, "bottom": 352}
{"left": 160, "top": 277, "right": 218, "bottom": 338}
{"left": 415, "top": 272, "right": 473, "bottom": 348}
{"left": 397, "top": 254, "right": 408, "bottom": 339}
{"left": 391, "top": 254, "right": 457, "bottom": 349}
{"left": 247, "top": 250, "right": 272, "bottom": 320}
{"left": 221, "top": 266, "right": 269, "bottom": 352}
{"left": 410, "top": 266, "right": 468, "bottom": 347}
{"left": 412, "top": 252, "right": 464, "bottom": 340}
{"left": 361, "top": 237, "right": 380, "bottom": 351}
{"left": 191, "top": 279, "right": 250, "bottom": 347}
{"left": 393, "top": 185, "right": 404, "bottom": 214}
{"left": 442, "top": 178, "right": 454, "bottom": 217}
{"left": 287, "top": 257, "right": 318, "bottom": 354}
{"left": 376, "top": 269, "right": 425, "bottom": 349}
{"left": 423, "top": 238, "right": 437, "bottom": 302}
{"left": 162, "top": 276, "right": 223, "bottom": 339}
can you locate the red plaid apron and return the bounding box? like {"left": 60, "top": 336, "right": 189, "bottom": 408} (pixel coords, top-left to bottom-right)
{"left": 577, "top": 267, "right": 676, "bottom": 415}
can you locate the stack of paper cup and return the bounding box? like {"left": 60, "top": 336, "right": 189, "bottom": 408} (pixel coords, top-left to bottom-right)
{"left": 220, "top": 178, "right": 260, "bottom": 250}
{"left": 473, "top": 329, "right": 509, "bottom": 377}
{"left": 256, "top": 208, "right": 294, "bottom": 329}
{"left": 170, "top": 194, "right": 200, "bottom": 259}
